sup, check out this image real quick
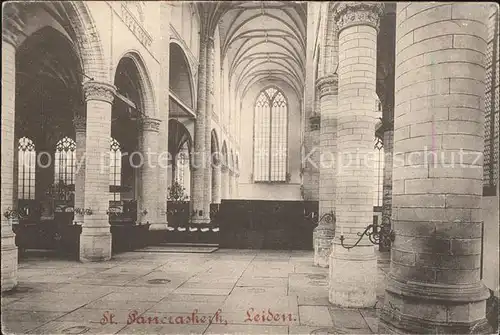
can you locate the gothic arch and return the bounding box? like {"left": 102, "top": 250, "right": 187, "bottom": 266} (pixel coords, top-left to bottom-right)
{"left": 221, "top": 141, "right": 229, "bottom": 167}
{"left": 211, "top": 129, "right": 221, "bottom": 156}
{"left": 230, "top": 149, "right": 235, "bottom": 171}
{"left": 3, "top": 2, "right": 107, "bottom": 82}
{"left": 168, "top": 119, "right": 192, "bottom": 157}
{"left": 67, "top": 2, "right": 107, "bottom": 81}
{"left": 113, "top": 51, "right": 156, "bottom": 117}
{"left": 169, "top": 41, "right": 196, "bottom": 109}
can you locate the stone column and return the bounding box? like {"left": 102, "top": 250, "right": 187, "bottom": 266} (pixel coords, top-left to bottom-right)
{"left": 204, "top": 37, "right": 215, "bottom": 211}
{"left": 1, "top": 36, "right": 18, "bottom": 292}
{"left": 302, "top": 4, "right": 320, "bottom": 202}
{"left": 80, "top": 81, "right": 116, "bottom": 262}
{"left": 221, "top": 165, "right": 229, "bottom": 199}
{"left": 313, "top": 74, "right": 338, "bottom": 268}
{"left": 154, "top": 2, "right": 172, "bottom": 230}
{"left": 380, "top": 126, "right": 393, "bottom": 251}
{"left": 73, "top": 115, "right": 86, "bottom": 225}
{"left": 379, "top": 3, "right": 491, "bottom": 333}
{"left": 229, "top": 170, "right": 234, "bottom": 199}
{"left": 328, "top": 3, "right": 383, "bottom": 307}
{"left": 191, "top": 32, "right": 210, "bottom": 224}
{"left": 303, "top": 115, "right": 320, "bottom": 201}
{"left": 235, "top": 172, "right": 240, "bottom": 198}
{"left": 232, "top": 170, "right": 238, "bottom": 198}
{"left": 212, "top": 156, "right": 221, "bottom": 204}
{"left": 138, "top": 117, "right": 161, "bottom": 225}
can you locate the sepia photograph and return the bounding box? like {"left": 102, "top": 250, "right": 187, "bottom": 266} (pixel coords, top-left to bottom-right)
{"left": 1, "top": 1, "right": 499, "bottom": 334}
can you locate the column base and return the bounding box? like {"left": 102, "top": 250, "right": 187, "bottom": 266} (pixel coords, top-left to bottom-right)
{"left": 79, "top": 230, "right": 112, "bottom": 262}
{"left": 313, "top": 236, "right": 333, "bottom": 268}
{"left": 1, "top": 231, "right": 18, "bottom": 292}
{"left": 379, "top": 276, "right": 492, "bottom": 334}
{"left": 329, "top": 243, "right": 377, "bottom": 307}
{"left": 313, "top": 224, "right": 334, "bottom": 268}
{"left": 379, "top": 304, "right": 492, "bottom": 334}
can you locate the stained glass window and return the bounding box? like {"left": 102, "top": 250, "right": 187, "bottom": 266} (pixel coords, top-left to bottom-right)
{"left": 54, "top": 137, "right": 76, "bottom": 186}
{"left": 110, "top": 138, "right": 122, "bottom": 201}
{"left": 18, "top": 137, "right": 36, "bottom": 200}
{"left": 253, "top": 87, "right": 288, "bottom": 182}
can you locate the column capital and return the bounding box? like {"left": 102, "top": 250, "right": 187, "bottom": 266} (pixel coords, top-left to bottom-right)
{"left": 139, "top": 117, "right": 161, "bottom": 132}
{"left": 73, "top": 115, "right": 87, "bottom": 132}
{"left": 83, "top": 81, "right": 116, "bottom": 104}
{"left": 316, "top": 74, "right": 338, "bottom": 98}
{"left": 334, "top": 2, "right": 384, "bottom": 33}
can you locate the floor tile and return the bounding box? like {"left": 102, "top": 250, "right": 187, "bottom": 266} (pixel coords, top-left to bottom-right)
{"left": 329, "top": 308, "right": 370, "bottom": 330}
{"left": 299, "top": 306, "right": 334, "bottom": 326}
{"left": 117, "top": 322, "right": 208, "bottom": 334}
{"left": 205, "top": 323, "right": 288, "bottom": 335}
{"left": 27, "top": 320, "right": 126, "bottom": 335}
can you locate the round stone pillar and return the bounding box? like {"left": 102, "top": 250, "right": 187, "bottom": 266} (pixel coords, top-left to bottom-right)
{"left": 313, "top": 214, "right": 336, "bottom": 268}
{"left": 302, "top": 131, "right": 320, "bottom": 201}
{"left": 379, "top": 3, "right": 491, "bottom": 333}
{"left": 212, "top": 155, "right": 221, "bottom": 204}
{"left": 380, "top": 126, "right": 393, "bottom": 251}
{"left": 79, "top": 81, "right": 116, "bottom": 262}
{"left": 313, "top": 74, "right": 339, "bottom": 267}
{"left": 235, "top": 172, "right": 240, "bottom": 198}
{"left": 1, "top": 36, "right": 18, "bottom": 292}
{"left": 138, "top": 117, "right": 161, "bottom": 225}
{"left": 73, "top": 115, "right": 86, "bottom": 225}
{"left": 328, "top": 2, "right": 383, "bottom": 307}
{"left": 155, "top": 2, "right": 172, "bottom": 230}
{"left": 221, "top": 165, "right": 229, "bottom": 199}
{"left": 229, "top": 170, "right": 235, "bottom": 198}
{"left": 191, "top": 32, "right": 210, "bottom": 224}
{"left": 204, "top": 37, "right": 215, "bottom": 214}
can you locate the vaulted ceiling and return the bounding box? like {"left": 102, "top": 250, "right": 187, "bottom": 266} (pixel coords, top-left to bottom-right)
{"left": 217, "top": 1, "right": 307, "bottom": 98}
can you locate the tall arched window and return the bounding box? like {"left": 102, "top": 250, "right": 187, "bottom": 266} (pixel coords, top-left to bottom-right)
{"left": 110, "top": 138, "right": 122, "bottom": 201}
{"left": 253, "top": 87, "right": 288, "bottom": 182}
{"left": 55, "top": 137, "right": 76, "bottom": 186}
{"left": 374, "top": 137, "right": 384, "bottom": 207}
{"left": 18, "top": 137, "right": 36, "bottom": 200}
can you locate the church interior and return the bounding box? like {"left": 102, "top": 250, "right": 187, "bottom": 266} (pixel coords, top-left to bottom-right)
{"left": 1, "top": 2, "right": 499, "bottom": 334}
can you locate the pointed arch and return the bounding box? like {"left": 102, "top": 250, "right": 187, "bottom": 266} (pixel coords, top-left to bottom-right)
{"left": 113, "top": 51, "right": 156, "bottom": 117}
{"left": 4, "top": 2, "right": 107, "bottom": 81}
{"left": 211, "top": 129, "right": 220, "bottom": 153}
{"left": 168, "top": 119, "right": 192, "bottom": 157}
{"left": 221, "top": 141, "right": 229, "bottom": 167}
{"left": 170, "top": 41, "right": 195, "bottom": 109}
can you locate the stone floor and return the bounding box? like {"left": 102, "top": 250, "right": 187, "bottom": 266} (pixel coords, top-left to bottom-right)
{"left": 1, "top": 250, "right": 390, "bottom": 335}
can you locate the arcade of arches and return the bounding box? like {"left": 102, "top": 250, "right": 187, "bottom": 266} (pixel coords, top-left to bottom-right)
{"left": 1, "top": 2, "right": 499, "bottom": 334}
